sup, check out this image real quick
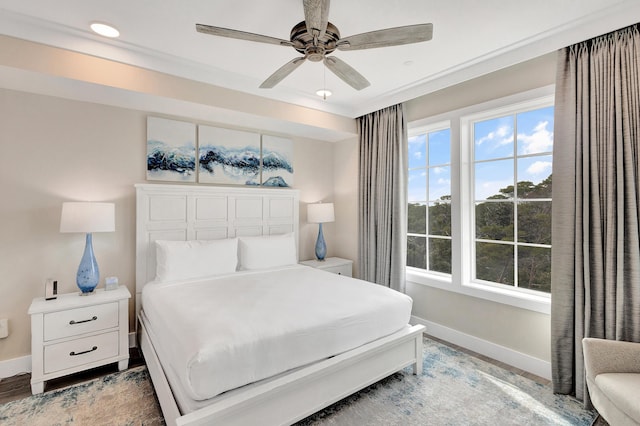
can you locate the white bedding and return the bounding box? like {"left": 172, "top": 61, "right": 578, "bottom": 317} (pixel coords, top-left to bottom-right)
{"left": 141, "top": 264, "right": 412, "bottom": 402}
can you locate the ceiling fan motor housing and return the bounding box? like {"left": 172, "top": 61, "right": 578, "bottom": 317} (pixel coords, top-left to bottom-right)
{"left": 290, "top": 21, "right": 340, "bottom": 61}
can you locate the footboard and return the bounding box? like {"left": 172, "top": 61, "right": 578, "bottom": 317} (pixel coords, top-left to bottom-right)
{"left": 139, "top": 312, "right": 424, "bottom": 426}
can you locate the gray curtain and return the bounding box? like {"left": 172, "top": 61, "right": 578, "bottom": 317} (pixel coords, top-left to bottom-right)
{"left": 551, "top": 24, "right": 640, "bottom": 403}
{"left": 357, "top": 103, "right": 408, "bottom": 292}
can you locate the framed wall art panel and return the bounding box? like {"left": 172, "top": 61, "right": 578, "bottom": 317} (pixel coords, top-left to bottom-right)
{"left": 261, "top": 135, "right": 294, "bottom": 187}
{"left": 198, "top": 125, "right": 261, "bottom": 186}
{"left": 146, "top": 117, "right": 196, "bottom": 182}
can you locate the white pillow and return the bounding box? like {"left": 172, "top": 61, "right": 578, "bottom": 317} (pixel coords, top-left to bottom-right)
{"left": 238, "top": 233, "right": 297, "bottom": 270}
{"left": 155, "top": 238, "right": 238, "bottom": 282}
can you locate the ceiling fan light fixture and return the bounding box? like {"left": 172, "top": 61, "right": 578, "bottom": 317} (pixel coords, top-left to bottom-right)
{"left": 316, "top": 89, "right": 332, "bottom": 99}
{"left": 90, "top": 22, "right": 120, "bottom": 38}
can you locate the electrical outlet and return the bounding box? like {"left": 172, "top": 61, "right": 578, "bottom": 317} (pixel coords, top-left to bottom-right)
{"left": 0, "top": 318, "right": 8, "bottom": 339}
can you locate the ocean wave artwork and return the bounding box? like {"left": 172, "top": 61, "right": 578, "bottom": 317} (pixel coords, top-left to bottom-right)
{"left": 262, "top": 135, "right": 294, "bottom": 187}
{"left": 146, "top": 117, "right": 196, "bottom": 182}
{"left": 198, "top": 125, "right": 262, "bottom": 185}
{"left": 199, "top": 145, "right": 261, "bottom": 185}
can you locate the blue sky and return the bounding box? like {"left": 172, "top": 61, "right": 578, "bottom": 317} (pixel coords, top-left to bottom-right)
{"left": 408, "top": 129, "right": 451, "bottom": 202}
{"left": 474, "top": 106, "right": 553, "bottom": 199}
{"left": 408, "top": 106, "right": 553, "bottom": 202}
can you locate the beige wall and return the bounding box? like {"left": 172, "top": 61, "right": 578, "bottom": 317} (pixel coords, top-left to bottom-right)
{"left": 0, "top": 88, "right": 337, "bottom": 362}
{"left": 332, "top": 137, "right": 360, "bottom": 277}
{"left": 333, "top": 52, "right": 558, "bottom": 363}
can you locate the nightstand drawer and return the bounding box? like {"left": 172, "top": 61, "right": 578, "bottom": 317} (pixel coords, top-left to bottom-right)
{"left": 44, "top": 302, "right": 118, "bottom": 341}
{"left": 300, "top": 257, "right": 354, "bottom": 278}
{"left": 44, "top": 331, "right": 119, "bottom": 374}
{"left": 323, "top": 264, "right": 352, "bottom": 276}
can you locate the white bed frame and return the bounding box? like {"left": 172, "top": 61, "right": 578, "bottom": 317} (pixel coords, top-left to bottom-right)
{"left": 135, "top": 183, "right": 425, "bottom": 426}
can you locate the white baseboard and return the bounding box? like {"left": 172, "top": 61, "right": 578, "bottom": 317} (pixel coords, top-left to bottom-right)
{"left": 0, "top": 355, "right": 31, "bottom": 378}
{"left": 412, "top": 315, "right": 551, "bottom": 380}
{"left": 0, "top": 332, "right": 139, "bottom": 379}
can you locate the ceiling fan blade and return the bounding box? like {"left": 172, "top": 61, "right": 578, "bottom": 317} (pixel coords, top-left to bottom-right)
{"left": 196, "top": 24, "right": 292, "bottom": 47}
{"left": 323, "top": 56, "right": 370, "bottom": 91}
{"left": 259, "top": 57, "right": 307, "bottom": 89}
{"left": 303, "top": 0, "right": 330, "bottom": 40}
{"left": 337, "top": 23, "right": 433, "bottom": 51}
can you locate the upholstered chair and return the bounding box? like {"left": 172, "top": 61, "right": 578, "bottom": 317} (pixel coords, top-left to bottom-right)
{"left": 582, "top": 338, "right": 640, "bottom": 426}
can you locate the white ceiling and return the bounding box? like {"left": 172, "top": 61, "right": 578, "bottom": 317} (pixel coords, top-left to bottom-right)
{"left": 1, "top": 0, "right": 639, "bottom": 121}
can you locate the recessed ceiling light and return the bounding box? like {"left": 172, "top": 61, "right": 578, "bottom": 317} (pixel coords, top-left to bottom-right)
{"left": 316, "top": 89, "right": 332, "bottom": 99}
{"left": 90, "top": 22, "right": 120, "bottom": 38}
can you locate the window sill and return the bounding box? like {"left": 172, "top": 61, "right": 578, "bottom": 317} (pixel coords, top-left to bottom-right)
{"left": 406, "top": 268, "right": 550, "bottom": 315}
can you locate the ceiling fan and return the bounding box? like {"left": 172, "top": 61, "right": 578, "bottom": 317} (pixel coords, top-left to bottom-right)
{"left": 196, "top": 0, "right": 433, "bottom": 91}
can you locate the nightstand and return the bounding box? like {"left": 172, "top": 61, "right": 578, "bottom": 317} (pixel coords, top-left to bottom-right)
{"left": 300, "top": 257, "right": 353, "bottom": 277}
{"left": 28, "top": 286, "right": 131, "bottom": 394}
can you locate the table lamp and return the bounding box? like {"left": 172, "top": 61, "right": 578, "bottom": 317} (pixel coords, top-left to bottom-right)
{"left": 60, "top": 202, "right": 115, "bottom": 294}
{"left": 307, "top": 202, "right": 335, "bottom": 261}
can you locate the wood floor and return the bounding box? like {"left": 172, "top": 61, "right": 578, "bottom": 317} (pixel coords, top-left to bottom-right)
{"left": 0, "top": 336, "right": 549, "bottom": 406}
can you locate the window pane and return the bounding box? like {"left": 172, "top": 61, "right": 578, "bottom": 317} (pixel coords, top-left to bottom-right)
{"left": 408, "top": 203, "right": 426, "bottom": 234}
{"left": 408, "top": 134, "right": 426, "bottom": 169}
{"left": 407, "top": 236, "right": 426, "bottom": 269}
{"left": 476, "top": 242, "right": 514, "bottom": 285}
{"left": 518, "top": 246, "right": 551, "bottom": 293}
{"left": 516, "top": 107, "right": 554, "bottom": 155}
{"left": 429, "top": 166, "right": 451, "bottom": 201}
{"left": 475, "top": 202, "right": 514, "bottom": 241}
{"left": 475, "top": 159, "right": 514, "bottom": 200}
{"left": 428, "top": 129, "right": 450, "bottom": 166}
{"left": 429, "top": 202, "right": 451, "bottom": 236}
{"left": 429, "top": 238, "right": 451, "bottom": 274}
{"left": 517, "top": 201, "right": 551, "bottom": 244}
{"left": 408, "top": 169, "right": 426, "bottom": 202}
{"left": 517, "top": 156, "right": 552, "bottom": 199}
{"left": 474, "top": 116, "right": 514, "bottom": 161}
{"left": 429, "top": 203, "right": 451, "bottom": 237}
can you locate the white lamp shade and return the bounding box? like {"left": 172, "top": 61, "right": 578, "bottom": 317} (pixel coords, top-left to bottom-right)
{"left": 307, "top": 202, "right": 335, "bottom": 223}
{"left": 60, "top": 202, "right": 115, "bottom": 233}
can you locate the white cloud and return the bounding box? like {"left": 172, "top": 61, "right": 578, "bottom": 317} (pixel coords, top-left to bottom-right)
{"left": 408, "top": 135, "right": 425, "bottom": 145}
{"left": 526, "top": 161, "right": 552, "bottom": 175}
{"left": 518, "top": 121, "right": 553, "bottom": 154}
{"left": 476, "top": 125, "right": 513, "bottom": 146}
{"left": 413, "top": 151, "right": 423, "bottom": 160}
{"left": 432, "top": 166, "right": 446, "bottom": 174}
{"left": 476, "top": 179, "right": 514, "bottom": 199}
{"left": 408, "top": 171, "right": 427, "bottom": 181}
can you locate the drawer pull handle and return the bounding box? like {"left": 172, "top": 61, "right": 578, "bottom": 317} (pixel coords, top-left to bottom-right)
{"left": 70, "top": 346, "right": 98, "bottom": 356}
{"left": 69, "top": 316, "right": 97, "bottom": 325}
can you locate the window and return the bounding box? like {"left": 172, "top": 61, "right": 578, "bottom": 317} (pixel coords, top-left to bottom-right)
{"left": 407, "top": 124, "right": 451, "bottom": 274}
{"left": 406, "top": 88, "right": 554, "bottom": 313}
{"left": 471, "top": 105, "right": 553, "bottom": 294}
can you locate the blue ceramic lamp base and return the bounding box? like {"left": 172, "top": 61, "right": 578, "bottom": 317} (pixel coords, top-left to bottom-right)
{"left": 77, "top": 233, "right": 100, "bottom": 295}
{"left": 315, "top": 223, "right": 327, "bottom": 261}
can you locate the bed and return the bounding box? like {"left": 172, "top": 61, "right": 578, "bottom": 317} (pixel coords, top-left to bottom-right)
{"left": 135, "top": 183, "right": 425, "bottom": 426}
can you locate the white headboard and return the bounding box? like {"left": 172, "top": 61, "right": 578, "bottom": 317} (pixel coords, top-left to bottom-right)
{"left": 135, "top": 183, "right": 300, "bottom": 315}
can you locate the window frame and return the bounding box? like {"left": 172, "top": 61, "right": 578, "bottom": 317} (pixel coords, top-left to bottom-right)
{"left": 406, "top": 86, "right": 554, "bottom": 315}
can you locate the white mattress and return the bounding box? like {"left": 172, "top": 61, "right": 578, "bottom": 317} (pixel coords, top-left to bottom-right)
{"left": 141, "top": 264, "right": 412, "bottom": 403}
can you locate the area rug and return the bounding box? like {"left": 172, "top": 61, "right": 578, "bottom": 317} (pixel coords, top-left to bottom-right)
{"left": 297, "top": 338, "right": 597, "bottom": 425}
{"left": 0, "top": 366, "right": 164, "bottom": 426}
{"left": 0, "top": 338, "right": 597, "bottom": 425}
